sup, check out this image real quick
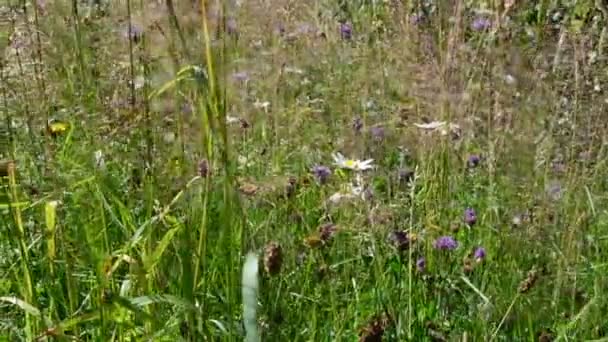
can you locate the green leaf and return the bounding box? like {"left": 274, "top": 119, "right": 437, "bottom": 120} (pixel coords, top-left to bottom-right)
{"left": 143, "top": 220, "right": 182, "bottom": 272}
{"left": 130, "top": 294, "right": 196, "bottom": 312}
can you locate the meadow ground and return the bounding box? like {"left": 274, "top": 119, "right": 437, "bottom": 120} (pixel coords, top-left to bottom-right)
{"left": 2, "top": 1, "right": 608, "bottom": 341}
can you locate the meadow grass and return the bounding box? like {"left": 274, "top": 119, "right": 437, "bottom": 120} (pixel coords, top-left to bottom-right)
{"left": 1, "top": 0, "right": 608, "bottom": 341}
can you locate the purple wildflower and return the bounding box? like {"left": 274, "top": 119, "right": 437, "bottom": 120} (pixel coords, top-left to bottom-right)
{"left": 467, "top": 154, "right": 481, "bottom": 168}
{"left": 352, "top": 117, "right": 363, "bottom": 134}
{"left": 198, "top": 159, "right": 210, "bottom": 178}
{"left": 472, "top": 17, "right": 492, "bottom": 31}
{"left": 434, "top": 236, "right": 459, "bottom": 250}
{"left": 464, "top": 208, "right": 477, "bottom": 226}
{"left": 416, "top": 257, "right": 426, "bottom": 272}
{"left": 340, "top": 22, "right": 353, "bottom": 40}
{"left": 473, "top": 247, "right": 486, "bottom": 261}
{"left": 311, "top": 165, "right": 331, "bottom": 184}
{"left": 370, "top": 125, "right": 385, "bottom": 141}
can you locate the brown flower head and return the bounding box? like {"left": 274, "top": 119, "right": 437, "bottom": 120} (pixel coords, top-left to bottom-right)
{"left": 263, "top": 242, "right": 283, "bottom": 276}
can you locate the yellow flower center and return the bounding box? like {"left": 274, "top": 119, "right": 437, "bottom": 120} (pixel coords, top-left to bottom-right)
{"left": 344, "top": 160, "right": 356, "bottom": 168}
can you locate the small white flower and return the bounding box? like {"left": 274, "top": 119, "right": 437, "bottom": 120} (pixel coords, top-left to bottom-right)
{"left": 327, "top": 191, "right": 352, "bottom": 204}
{"left": 413, "top": 121, "right": 446, "bottom": 130}
{"left": 226, "top": 115, "right": 241, "bottom": 124}
{"left": 504, "top": 74, "right": 516, "bottom": 85}
{"left": 332, "top": 152, "right": 374, "bottom": 171}
{"left": 94, "top": 150, "right": 105, "bottom": 169}
{"left": 253, "top": 100, "right": 270, "bottom": 111}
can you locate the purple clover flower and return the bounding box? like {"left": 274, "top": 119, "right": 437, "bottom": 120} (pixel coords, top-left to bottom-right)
{"left": 472, "top": 17, "right": 492, "bottom": 31}
{"left": 311, "top": 165, "right": 331, "bottom": 184}
{"left": 434, "top": 236, "right": 459, "bottom": 250}
{"left": 464, "top": 208, "right": 477, "bottom": 226}
{"left": 340, "top": 22, "right": 353, "bottom": 40}
{"left": 473, "top": 247, "right": 486, "bottom": 261}
{"left": 416, "top": 257, "right": 426, "bottom": 272}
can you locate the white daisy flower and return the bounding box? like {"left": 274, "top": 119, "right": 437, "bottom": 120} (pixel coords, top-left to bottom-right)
{"left": 326, "top": 176, "right": 370, "bottom": 205}
{"left": 332, "top": 152, "right": 374, "bottom": 171}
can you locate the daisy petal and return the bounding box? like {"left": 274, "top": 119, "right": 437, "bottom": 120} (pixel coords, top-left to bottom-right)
{"left": 414, "top": 121, "right": 446, "bottom": 130}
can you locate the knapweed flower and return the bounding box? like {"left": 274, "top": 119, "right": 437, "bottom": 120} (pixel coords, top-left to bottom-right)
{"left": 416, "top": 257, "right": 426, "bottom": 272}
{"left": 332, "top": 152, "right": 374, "bottom": 171}
{"left": 464, "top": 208, "right": 477, "bottom": 226}
{"left": 434, "top": 236, "right": 459, "bottom": 250}
{"left": 472, "top": 17, "right": 492, "bottom": 31}
{"left": 473, "top": 247, "right": 486, "bottom": 262}
{"left": 311, "top": 165, "right": 331, "bottom": 184}
{"left": 467, "top": 154, "right": 481, "bottom": 168}
{"left": 340, "top": 22, "right": 353, "bottom": 40}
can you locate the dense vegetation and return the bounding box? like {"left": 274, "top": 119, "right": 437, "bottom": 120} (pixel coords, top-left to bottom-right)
{"left": 2, "top": 0, "right": 608, "bottom": 341}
